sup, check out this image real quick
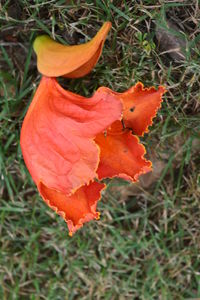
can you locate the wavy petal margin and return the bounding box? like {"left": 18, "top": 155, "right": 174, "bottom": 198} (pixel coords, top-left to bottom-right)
{"left": 98, "top": 83, "right": 166, "bottom": 136}
{"left": 95, "top": 121, "right": 152, "bottom": 181}
{"left": 20, "top": 76, "right": 122, "bottom": 196}
{"left": 39, "top": 181, "right": 106, "bottom": 235}
{"left": 33, "top": 22, "right": 111, "bottom": 78}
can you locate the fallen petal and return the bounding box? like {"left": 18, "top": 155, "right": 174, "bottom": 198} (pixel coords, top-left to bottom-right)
{"left": 20, "top": 76, "right": 122, "bottom": 196}
{"left": 33, "top": 22, "right": 111, "bottom": 77}
{"left": 99, "top": 83, "right": 166, "bottom": 136}
{"left": 95, "top": 121, "right": 152, "bottom": 181}
{"left": 39, "top": 181, "right": 105, "bottom": 235}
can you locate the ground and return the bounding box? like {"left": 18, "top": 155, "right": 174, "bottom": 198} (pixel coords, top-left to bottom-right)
{"left": 0, "top": 1, "right": 200, "bottom": 299}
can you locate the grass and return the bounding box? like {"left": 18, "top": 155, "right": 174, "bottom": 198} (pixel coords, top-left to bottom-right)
{"left": 0, "top": 0, "right": 200, "bottom": 299}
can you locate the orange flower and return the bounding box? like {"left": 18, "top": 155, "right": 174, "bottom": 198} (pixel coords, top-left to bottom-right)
{"left": 20, "top": 76, "right": 122, "bottom": 234}
{"left": 33, "top": 22, "right": 111, "bottom": 78}
{"left": 21, "top": 20, "right": 166, "bottom": 234}
{"left": 20, "top": 77, "right": 165, "bottom": 234}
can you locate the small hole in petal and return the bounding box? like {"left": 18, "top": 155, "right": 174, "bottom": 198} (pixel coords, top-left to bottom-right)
{"left": 130, "top": 106, "right": 135, "bottom": 112}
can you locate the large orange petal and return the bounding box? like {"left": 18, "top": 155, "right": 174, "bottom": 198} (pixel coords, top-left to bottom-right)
{"left": 33, "top": 22, "right": 111, "bottom": 78}
{"left": 38, "top": 181, "right": 105, "bottom": 235}
{"left": 95, "top": 121, "right": 152, "bottom": 181}
{"left": 20, "top": 76, "right": 122, "bottom": 196}
{"left": 98, "top": 83, "right": 166, "bottom": 136}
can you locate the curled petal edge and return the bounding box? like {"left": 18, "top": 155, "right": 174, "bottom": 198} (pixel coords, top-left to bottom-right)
{"left": 95, "top": 122, "right": 152, "bottom": 182}
{"left": 97, "top": 82, "right": 166, "bottom": 136}
{"left": 38, "top": 181, "right": 106, "bottom": 236}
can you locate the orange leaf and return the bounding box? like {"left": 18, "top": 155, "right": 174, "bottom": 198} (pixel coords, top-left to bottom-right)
{"left": 98, "top": 83, "right": 166, "bottom": 136}
{"left": 20, "top": 76, "right": 122, "bottom": 196}
{"left": 39, "top": 181, "right": 105, "bottom": 235}
{"left": 33, "top": 22, "right": 111, "bottom": 78}
{"left": 95, "top": 121, "right": 152, "bottom": 181}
